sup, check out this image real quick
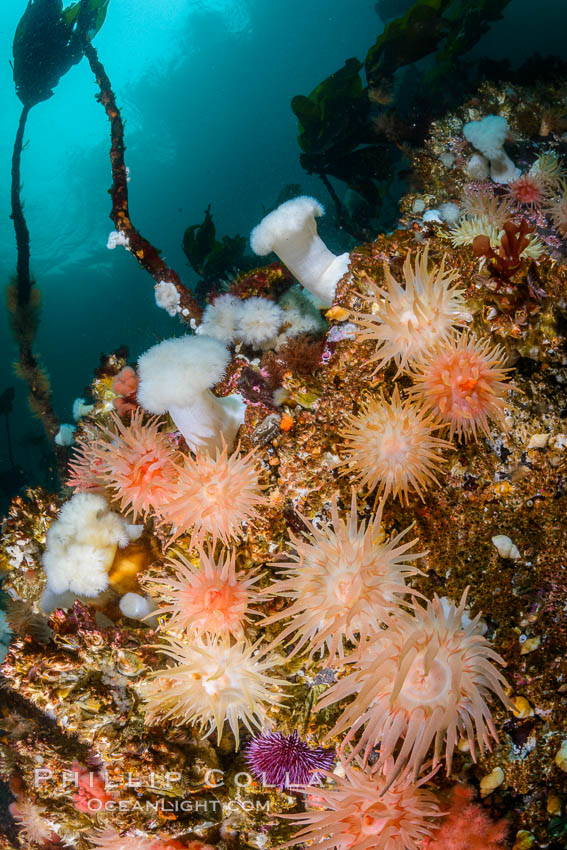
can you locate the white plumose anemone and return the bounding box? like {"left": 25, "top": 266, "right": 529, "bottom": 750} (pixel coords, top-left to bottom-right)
{"left": 154, "top": 280, "right": 181, "bottom": 317}
{"left": 41, "top": 493, "right": 142, "bottom": 600}
{"left": 250, "top": 196, "right": 349, "bottom": 307}
{"left": 197, "top": 294, "right": 243, "bottom": 341}
{"left": 137, "top": 335, "right": 245, "bottom": 455}
{"left": 236, "top": 296, "right": 283, "bottom": 348}
{"left": 463, "top": 115, "right": 520, "bottom": 184}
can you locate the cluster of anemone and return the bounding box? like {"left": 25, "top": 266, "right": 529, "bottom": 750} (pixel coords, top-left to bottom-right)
{"left": 258, "top": 479, "right": 509, "bottom": 846}
{"left": 65, "top": 411, "right": 273, "bottom": 753}
{"left": 62, "top": 336, "right": 276, "bottom": 756}
{"left": 35, "top": 195, "right": 517, "bottom": 850}
{"left": 142, "top": 528, "right": 279, "bottom": 751}
{"left": 346, "top": 246, "right": 512, "bottom": 506}
{"left": 274, "top": 591, "right": 510, "bottom": 850}
{"left": 257, "top": 241, "right": 513, "bottom": 850}
{"left": 68, "top": 415, "right": 264, "bottom": 551}
{"left": 452, "top": 148, "right": 567, "bottom": 246}
{"left": 261, "top": 503, "right": 510, "bottom": 793}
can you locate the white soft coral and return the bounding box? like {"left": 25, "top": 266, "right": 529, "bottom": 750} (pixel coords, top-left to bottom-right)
{"left": 197, "top": 290, "right": 325, "bottom": 351}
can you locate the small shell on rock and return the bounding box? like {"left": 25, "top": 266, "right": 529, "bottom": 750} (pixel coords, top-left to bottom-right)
{"left": 248, "top": 833, "right": 270, "bottom": 849}
{"left": 527, "top": 433, "right": 549, "bottom": 449}
{"left": 327, "top": 322, "right": 356, "bottom": 342}
{"left": 423, "top": 209, "right": 442, "bottom": 223}
{"left": 325, "top": 305, "right": 349, "bottom": 322}
{"left": 79, "top": 697, "right": 102, "bottom": 714}
{"left": 251, "top": 413, "right": 280, "bottom": 446}
{"left": 520, "top": 635, "right": 541, "bottom": 655}
{"left": 555, "top": 740, "right": 567, "bottom": 772}
{"left": 547, "top": 791, "right": 562, "bottom": 815}
{"left": 512, "top": 831, "right": 535, "bottom": 850}
{"left": 119, "top": 592, "right": 155, "bottom": 621}
{"left": 492, "top": 534, "right": 521, "bottom": 560}
{"left": 114, "top": 649, "right": 145, "bottom": 677}
{"left": 439, "top": 151, "right": 456, "bottom": 168}
{"left": 480, "top": 766, "right": 505, "bottom": 797}
{"left": 511, "top": 696, "right": 534, "bottom": 718}
{"left": 550, "top": 433, "right": 567, "bottom": 450}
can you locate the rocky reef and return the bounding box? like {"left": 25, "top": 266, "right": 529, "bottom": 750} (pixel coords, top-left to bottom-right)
{"left": 1, "top": 77, "right": 567, "bottom": 850}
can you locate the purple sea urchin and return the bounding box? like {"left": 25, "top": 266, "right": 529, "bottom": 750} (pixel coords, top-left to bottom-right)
{"left": 245, "top": 730, "right": 335, "bottom": 789}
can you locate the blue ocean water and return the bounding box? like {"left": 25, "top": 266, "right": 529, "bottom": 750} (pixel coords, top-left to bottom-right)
{"left": 0, "top": 0, "right": 565, "bottom": 499}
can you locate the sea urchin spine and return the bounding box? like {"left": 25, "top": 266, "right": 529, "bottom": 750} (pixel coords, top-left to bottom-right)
{"left": 245, "top": 730, "right": 335, "bottom": 790}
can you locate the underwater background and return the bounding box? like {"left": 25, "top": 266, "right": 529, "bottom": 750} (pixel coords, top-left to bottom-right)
{"left": 0, "top": 0, "right": 566, "bottom": 506}
{"left": 2, "top": 1, "right": 567, "bottom": 848}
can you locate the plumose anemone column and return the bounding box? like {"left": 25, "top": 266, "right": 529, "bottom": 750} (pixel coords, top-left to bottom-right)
{"left": 250, "top": 196, "right": 350, "bottom": 307}
{"left": 463, "top": 115, "right": 520, "bottom": 184}
{"left": 136, "top": 335, "right": 246, "bottom": 455}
